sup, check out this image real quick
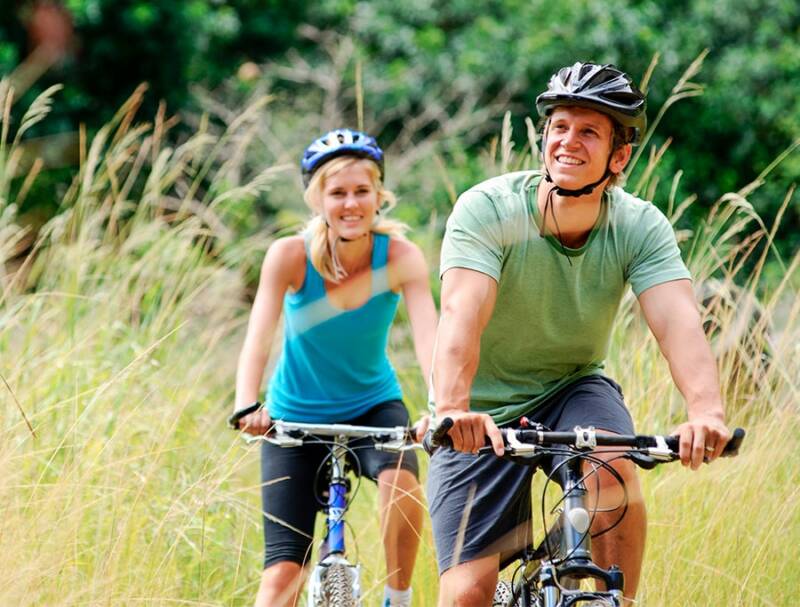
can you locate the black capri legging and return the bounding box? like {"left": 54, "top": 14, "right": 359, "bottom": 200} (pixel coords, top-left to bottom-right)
{"left": 259, "top": 400, "right": 419, "bottom": 568}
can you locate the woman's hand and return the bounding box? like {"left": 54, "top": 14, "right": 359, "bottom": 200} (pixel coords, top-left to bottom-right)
{"left": 238, "top": 407, "right": 272, "bottom": 435}
{"left": 413, "top": 415, "right": 431, "bottom": 443}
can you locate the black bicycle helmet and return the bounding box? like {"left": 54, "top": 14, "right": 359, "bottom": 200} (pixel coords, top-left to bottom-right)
{"left": 301, "top": 128, "right": 384, "bottom": 187}
{"left": 536, "top": 62, "right": 646, "bottom": 145}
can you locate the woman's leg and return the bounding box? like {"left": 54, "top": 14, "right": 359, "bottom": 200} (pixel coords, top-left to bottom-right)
{"left": 377, "top": 467, "right": 424, "bottom": 590}
{"left": 258, "top": 440, "right": 323, "bottom": 606}
{"left": 254, "top": 561, "right": 307, "bottom": 607}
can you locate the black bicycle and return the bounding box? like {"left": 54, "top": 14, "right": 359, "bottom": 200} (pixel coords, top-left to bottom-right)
{"left": 426, "top": 419, "right": 745, "bottom": 607}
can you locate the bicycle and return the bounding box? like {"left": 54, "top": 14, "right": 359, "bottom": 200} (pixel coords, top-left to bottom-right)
{"left": 243, "top": 420, "right": 420, "bottom": 607}
{"left": 425, "top": 418, "right": 745, "bottom": 607}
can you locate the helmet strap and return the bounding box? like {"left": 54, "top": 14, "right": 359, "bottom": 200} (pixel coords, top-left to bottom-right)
{"left": 328, "top": 231, "right": 372, "bottom": 282}
{"left": 543, "top": 150, "right": 614, "bottom": 197}
{"left": 539, "top": 187, "right": 574, "bottom": 267}
{"left": 330, "top": 235, "right": 348, "bottom": 282}
{"left": 543, "top": 167, "right": 612, "bottom": 197}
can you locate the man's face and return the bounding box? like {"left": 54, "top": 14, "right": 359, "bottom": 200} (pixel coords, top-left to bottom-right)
{"left": 545, "top": 106, "right": 628, "bottom": 191}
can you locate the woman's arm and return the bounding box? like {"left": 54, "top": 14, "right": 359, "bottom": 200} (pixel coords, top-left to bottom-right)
{"left": 234, "top": 237, "right": 304, "bottom": 434}
{"left": 388, "top": 238, "right": 438, "bottom": 386}
{"left": 389, "top": 239, "right": 438, "bottom": 385}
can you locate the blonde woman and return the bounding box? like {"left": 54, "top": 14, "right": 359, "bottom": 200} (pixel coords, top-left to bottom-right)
{"left": 231, "top": 129, "right": 437, "bottom": 607}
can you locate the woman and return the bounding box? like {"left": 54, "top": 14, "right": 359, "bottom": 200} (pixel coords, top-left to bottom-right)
{"left": 231, "top": 128, "right": 437, "bottom": 607}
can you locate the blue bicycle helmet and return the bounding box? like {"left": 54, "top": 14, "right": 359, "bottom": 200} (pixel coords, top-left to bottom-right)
{"left": 301, "top": 128, "right": 384, "bottom": 187}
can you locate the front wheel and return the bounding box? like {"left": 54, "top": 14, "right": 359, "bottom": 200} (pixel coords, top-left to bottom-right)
{"left": 493, "top": 581, "right": 526, "bottom": 606}
{"left": 318, "top": 563, "right": 359, "bottom": 607}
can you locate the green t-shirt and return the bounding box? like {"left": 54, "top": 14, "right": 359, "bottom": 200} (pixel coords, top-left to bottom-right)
{"left": 439, "top": 171, "right": 691, "bottom": 424}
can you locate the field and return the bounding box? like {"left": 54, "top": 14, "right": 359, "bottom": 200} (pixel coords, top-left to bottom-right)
{"left": 1, "top": 84, "right": 798, "bottom": 607}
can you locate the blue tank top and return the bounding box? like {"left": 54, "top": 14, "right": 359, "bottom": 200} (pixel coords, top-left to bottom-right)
{"left": 267, "top": 233, "right": 403, "bottom": 422}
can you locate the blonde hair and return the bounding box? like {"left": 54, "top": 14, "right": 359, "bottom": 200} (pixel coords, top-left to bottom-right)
{"left": 302, "top": 156, "right": 408, "bottom": 282}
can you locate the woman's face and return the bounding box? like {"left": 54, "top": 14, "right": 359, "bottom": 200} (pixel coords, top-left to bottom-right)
{"left": 320, "top": 161, "right": 380, "bottom": 240}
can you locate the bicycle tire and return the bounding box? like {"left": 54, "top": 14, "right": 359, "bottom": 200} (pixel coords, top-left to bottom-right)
{"left": 493, "top": 581, "right": 525, "bottom": 607}
{"left": 319, "top": 563, "right": 358, "bottom": 607}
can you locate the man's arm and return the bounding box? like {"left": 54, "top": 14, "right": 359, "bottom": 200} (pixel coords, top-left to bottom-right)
{"left": 638, "top": 279, "right": 731, "bottom": 469}
{"left": 433, "top": 267, "right": 504, "bottom": 455}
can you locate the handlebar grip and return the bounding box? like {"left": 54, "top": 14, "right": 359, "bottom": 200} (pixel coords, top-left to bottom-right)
{"left": 723, "top": 427, "right": 745, "bottom": 456}
{"left": 422, "top": 417, "right": 454, "bottom": 453}
{"left": 665, "top": 427, "right": 746, "bottom": 457}
{"left": 227, "top": 401, "right": 263, "bottom": 430}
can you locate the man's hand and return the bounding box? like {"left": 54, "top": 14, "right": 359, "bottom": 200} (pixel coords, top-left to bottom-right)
{"left": 437, "top": 409, "right": 504, "bottom": 456}
{"left": 672, "top": 413, "right": 731, "bottom": 470}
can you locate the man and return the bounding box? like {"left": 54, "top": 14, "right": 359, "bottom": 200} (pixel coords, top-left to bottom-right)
{"left": 428, "top": 62, "right": 731, "bottom": 606}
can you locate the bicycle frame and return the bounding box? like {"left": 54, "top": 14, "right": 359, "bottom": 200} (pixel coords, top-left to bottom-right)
{"left": 488, "top": 425, "right": 744, "bottom": 607}
{"left": 500, "top": 452, "right": 624, "bottom": 607}
{"left": 245, "top": 421, "right": 417, "bottom": 607}
{"left": 303, "top": 433, "right": 361, "bottom": 606}
{"left": 543, "top": 454, "right": 624, "bottom": 607}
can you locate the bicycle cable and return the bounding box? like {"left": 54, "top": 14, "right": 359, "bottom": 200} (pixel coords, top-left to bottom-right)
{"left": 540, "top": 449, "right": 628, "bottom": 563}
{"left": 308, "top": 438, "right": 364, "bottom": 519}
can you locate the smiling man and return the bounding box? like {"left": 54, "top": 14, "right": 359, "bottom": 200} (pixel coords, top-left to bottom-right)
{"left": 428, "top": 63, "right": 731, "bottom": 606}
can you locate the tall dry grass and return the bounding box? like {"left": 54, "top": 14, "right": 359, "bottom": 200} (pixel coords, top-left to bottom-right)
{"left": 1, "top": 51, "right": 798, "bottom": 607}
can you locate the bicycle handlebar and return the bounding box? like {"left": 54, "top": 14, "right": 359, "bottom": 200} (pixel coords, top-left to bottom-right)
{"left": 424, "top": 417, "right": 746, "bottom": 466}
{"left": 241, "top": 419, "right": 421, "bottom": 452}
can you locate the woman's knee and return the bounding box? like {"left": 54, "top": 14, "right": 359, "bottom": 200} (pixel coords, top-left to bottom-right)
{"left": 255, "top": 561, "right": 306, "bottom": 607}
{"left": 261, "top": 560, "right": 304, "bottom": 588}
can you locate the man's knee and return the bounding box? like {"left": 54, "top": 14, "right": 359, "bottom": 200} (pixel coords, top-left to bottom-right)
{"left": 439, "top": 581, "right": 496, "bottom": 607}
{"left": 584, "top": 452, "right": 643, "bottom": 510}
{"left": 378, "top": 468, "right": 423, "bottom": 509}
{"left": 378, "top": 467, "right": 419, "bottom": 488}
{"left": 438, "top": 558, "right": 498, "bottom": 607}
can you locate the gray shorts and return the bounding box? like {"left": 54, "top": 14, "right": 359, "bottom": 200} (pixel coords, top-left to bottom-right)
{"left": 426, "top": 375, "right": 634, "bottom": 574}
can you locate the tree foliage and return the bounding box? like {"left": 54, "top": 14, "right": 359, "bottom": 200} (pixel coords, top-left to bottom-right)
{"left": 307, "top": 0, "right": 799, "bottom": 259}
{"left": 0, "top": 0, "right": 309, "bottom": 128}
{"left": 1, "top": 0, "right": 797, "bottom": 260}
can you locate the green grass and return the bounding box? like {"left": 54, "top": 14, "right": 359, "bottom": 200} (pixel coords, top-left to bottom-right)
{"left": 1, "top": 75, "right": 799, "bottom": 606}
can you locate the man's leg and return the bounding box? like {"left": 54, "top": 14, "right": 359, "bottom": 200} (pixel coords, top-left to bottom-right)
{"left": 584, "top": 450, "right": 646, "bottom": 603}
{"left": 540, "top": 376, "right": 643, "bottom": 603}
{"left": 438, "top": 554, "right": 500, "bottom": 607}
{"left": 377, "top": 467, "right": 424, "bottom": 590}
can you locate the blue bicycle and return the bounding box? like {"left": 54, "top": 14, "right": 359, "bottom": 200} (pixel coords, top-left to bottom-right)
{"left": 245, "top": 420, "right": 420, "bottom": 607}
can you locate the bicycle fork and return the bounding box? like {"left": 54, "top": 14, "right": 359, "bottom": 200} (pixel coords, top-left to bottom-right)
{"left": 307, "top": 439, "right": 360, "bottom": 606}
{"left": 541, "top": 456, "right": 625, "bottom": 606}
